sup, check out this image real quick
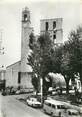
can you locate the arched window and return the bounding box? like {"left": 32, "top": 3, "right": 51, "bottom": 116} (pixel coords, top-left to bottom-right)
{"left": 24, "top": 14, "right": 27, "bottom": 21}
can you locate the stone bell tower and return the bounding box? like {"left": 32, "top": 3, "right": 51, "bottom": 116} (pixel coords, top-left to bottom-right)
{"left": 21, "top": 7, "right": 33, "bottom": 72}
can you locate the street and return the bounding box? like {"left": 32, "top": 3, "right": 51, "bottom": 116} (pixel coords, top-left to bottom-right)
{"left": 0, "top": 93, "right": 49, "bottom": 117}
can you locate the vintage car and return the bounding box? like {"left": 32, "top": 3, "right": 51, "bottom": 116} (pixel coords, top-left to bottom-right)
{"left": 26, "top": 97, "right": 41, "bottom": 108}
{"left": 63, "top": 109, "right": 80, "bottom": 117}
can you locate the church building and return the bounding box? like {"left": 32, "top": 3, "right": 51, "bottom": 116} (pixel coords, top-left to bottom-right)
{"left": 5, "top": 7, "right": 33, "bottom": 88}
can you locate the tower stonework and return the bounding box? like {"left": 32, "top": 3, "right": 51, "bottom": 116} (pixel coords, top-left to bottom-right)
{"left": 21, "top": 7, "right": 33, "bottom": 72}
{"left": 40, "top": 18, "right": 63, "bottom": 45}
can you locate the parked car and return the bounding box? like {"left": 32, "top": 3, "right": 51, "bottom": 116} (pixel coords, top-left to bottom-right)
{"left": 71, "top": 104, "right": 82, "bottom": 114}
{"left": 1, "top": 90, "right": 6, "bottom": 96}
{"left": 2, "top": 87, "right": 11, "bottom": 95}
{"left": 62, "top": 101, "right": 82, "bottom": 115}
{"left": 15, "top": 89, "right": 22, "bottom": 94}
{"left": 55, "top": 86, "right": 75, "bottom": 95}
{"left": 26, "top": 97, "right": 41, "bottom": 108}
{"left": 43, "top": 99, "right": 80, "bottom": 117}
{"left": 15, "top": 88, "right": 33, "bottom": 95}
{"left": 43, "top": 99, "right": 67, "bottom": 117}
{"left": 63, "top": 109, "right": 80, "bottom": 117}
{"left": 78, "top": 105, "right": 82, "bottom": 114}
{"left": 10, "top": 87, "right": 17, "bottom": 95}
{"left": 48, "top": 87, "right": 57, "bottom": 95}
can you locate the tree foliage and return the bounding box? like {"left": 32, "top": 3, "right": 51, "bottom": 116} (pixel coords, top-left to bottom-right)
{"left": 68, "top": 27, "right": 82, "bottom": 85}
{"left": 28, "top": 33, "right": 53, "bottom": 94}
{"left": 28, "top": 26, "right": 82, "bottom": 94}
{"left": 51, "top": 26, "right": 82, "bottom": 93}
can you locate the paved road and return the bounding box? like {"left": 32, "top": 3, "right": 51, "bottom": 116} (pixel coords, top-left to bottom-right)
{"left": 0, "top": 93, "right": 49, "bottom": 117}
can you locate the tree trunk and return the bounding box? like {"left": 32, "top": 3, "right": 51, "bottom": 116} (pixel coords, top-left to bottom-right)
{"left": 79, "top": 71, "right": 82, "bottom": 93}
{"left": 66, "top": 80, "right": 69, "bottom": 94}
{"left": 64, "top": 76, "right": 70, "bottom": 94}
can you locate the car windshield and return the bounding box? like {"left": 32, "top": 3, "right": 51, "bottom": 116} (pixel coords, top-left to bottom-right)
{"left": 72, "top": 112, "right": 79, "bottom": 115}
{"left": 61, "top": 105, "right": 67, "bottom": 109}
{"left": 57, "top": 105, "right": 62, "bottom": 109}
{"left": 31, "top": 98, "right": 37, "bottom": 102}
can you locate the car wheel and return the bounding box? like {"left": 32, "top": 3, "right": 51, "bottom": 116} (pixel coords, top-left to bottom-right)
{"left": 44, "top": 109, "right": 46, "bottom": 113}
{"left": 59, "top": 112, "right": 62, "bottom": 117}
{"left": 31, "top": 104, "right": 33, "bottom": 107}
{"left": 51, "top": 112, "right": 53, "bottom": 117}
{"left": 27, "top": 102, "right": 30, "bottom": 106}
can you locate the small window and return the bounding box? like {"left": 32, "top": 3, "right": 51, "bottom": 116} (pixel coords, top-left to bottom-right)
{"left": 45, "top": 102, "right": 49, "bottom": 106}
{"left": 53, "top": 34, "right": 56, "bottom": 39}
{"left": 57, "top": 105, "right": 61, "bottom": 109}
{"left": 53, "top": 21, "right": 56, "bottom": 29}
{"left": 18, "top": 72, "right": 21, "bottom": 84}
{"left": 45, "top": 22, "right": 48, "bottom": 31}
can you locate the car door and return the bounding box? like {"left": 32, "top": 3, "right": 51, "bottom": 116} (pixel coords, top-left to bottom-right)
{"left": 30, "top": 98, "right": 33, "bottom": 106}
{"left": 48, "top": 103, "right": 52, "bottom": 114}
{"left": 51, "top": 104, "right": 56, "bottom": 115}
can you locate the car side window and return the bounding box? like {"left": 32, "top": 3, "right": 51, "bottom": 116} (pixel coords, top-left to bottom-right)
{"left": 57, "top": 105, "right": 61, "bottom": 109}
{"left": 61, "top": 105, "right": 66, "bottom": 109}
{"left": 48, "top": 103, "right": 51, "bottom": 107}
{"left": 52, "top": 104, "right": 56, "bottom": 109}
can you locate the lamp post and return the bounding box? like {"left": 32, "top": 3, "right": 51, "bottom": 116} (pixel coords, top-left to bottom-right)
{"left": 40, "top": 77, "right": 43, "bottom": 105}
{"left": 38, "top": 62, "right": 43, "bottom": 105}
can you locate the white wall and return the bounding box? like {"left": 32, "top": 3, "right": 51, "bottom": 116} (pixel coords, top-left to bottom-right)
{"left": 6, "top": 61, "right": 21, "bottom": 87}
{"left": 21, "top": 72, "right": 33, "bottom": 88}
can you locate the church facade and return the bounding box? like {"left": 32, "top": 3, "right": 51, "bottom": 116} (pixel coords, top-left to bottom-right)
{"left": 5, "top": 7, "right": 33, "bottom": 88}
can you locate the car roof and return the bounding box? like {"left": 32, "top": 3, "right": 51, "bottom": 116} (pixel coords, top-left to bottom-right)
{"left": 67, "top": 109, "right": 78, "bottom": 113}
{"left": 45, "top": 99, "right": 64, "bottom": 105}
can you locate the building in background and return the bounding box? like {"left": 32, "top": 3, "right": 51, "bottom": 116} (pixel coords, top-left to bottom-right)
{"left": 40, "top": 18, "right": 63, "bottom": 45}
{"left": 0, "top": 66, "right": 6, "bottom": 90}
{"left": 0, "top": 30, "right": 6, "bottom": 90}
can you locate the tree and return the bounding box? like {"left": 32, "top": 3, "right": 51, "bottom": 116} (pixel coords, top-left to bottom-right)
{"left": 28, "top": 32, "right": 54, "bottom": 95}
{"left": 53, "top": 26, "right": 82, "bottom": 94}
{"left": 60, "top": 26, "right": 82, "bottom": 93}
{"left": 60, "top": 43, "right": 74, "bottom": 94}
{"left": 51, "top": 45, "right": 63, "bottom": 74}
{"left": 28, "top": 33, "right": 41, "bottom": 93}
{"left": 51, "top": 41, "right": 76, "bottom": 94}
{"left": 31, "top": 74, "right": 39, "bottom": 94}
{"left": 68, "top": 26, "right": 82, "bottom": 91}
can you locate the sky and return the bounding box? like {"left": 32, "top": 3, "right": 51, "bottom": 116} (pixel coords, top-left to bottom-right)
{"left": 0, "top": 0, "right": 82, "bottom": 67}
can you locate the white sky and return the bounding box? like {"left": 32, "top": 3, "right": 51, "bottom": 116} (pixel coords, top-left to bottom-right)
{"left": 0, "top": 0, "right": 82, "bottom": 67}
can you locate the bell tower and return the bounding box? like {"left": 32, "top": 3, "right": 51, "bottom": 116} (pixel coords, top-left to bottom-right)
{"left": 21, "top": 7, "right": 33, "bottom": 72}
{"left": 22, "top": 7, "right": 30, "bottom": 27}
